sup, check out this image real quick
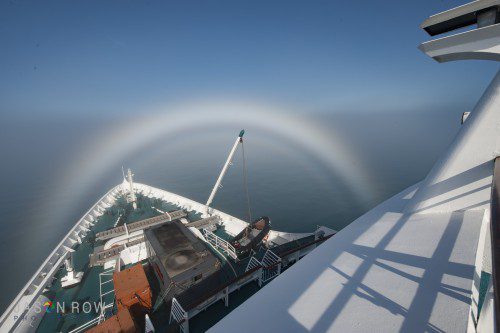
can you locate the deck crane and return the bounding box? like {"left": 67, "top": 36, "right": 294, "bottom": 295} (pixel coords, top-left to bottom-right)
{"left": 122, "top": 167, "right": 137, "bottom": 210}
{"left": 206, "top": 130, "right": 247, "bottom": 216}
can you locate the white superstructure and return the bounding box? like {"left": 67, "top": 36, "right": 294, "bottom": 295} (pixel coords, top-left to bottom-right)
{"left": 210, "top": 1, "right": 500, "bottom": 332}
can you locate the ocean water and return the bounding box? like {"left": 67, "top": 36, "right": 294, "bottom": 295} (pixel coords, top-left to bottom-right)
{"left": 0, "top": 110, "right": 461, "bottom": 314}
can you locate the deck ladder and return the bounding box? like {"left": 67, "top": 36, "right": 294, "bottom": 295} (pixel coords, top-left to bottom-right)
{"left": 246, "top": 256, "right": 263, "bottom": 286}
{"left": 98, "top": 268, "right": 115, "bottom": 323}
{"left": 202, "top": 229, "right": 238, "bottom": 260}
{"left": 170, "top": 297, "right": 189, "bottom": 333}
{"left": 245, "top": 257, "right": 261, "bottom": 272}
{"left": 261, "top": 249, "right": 282, "bottom": 283}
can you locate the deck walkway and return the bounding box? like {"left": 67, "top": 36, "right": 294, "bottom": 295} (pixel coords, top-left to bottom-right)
{"left": 89, "top": 237, "right": 145, "bottom": 267}
{"left": 185, "top": 216, "right": 220, "bottom": 229}
{"left": 95, "top": 210, "right": 186, "bottom": 241}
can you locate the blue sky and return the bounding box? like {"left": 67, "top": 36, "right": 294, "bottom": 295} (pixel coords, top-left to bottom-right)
{"left": 0, "top": 0, "right": 498, "bottom": 118}
{"left": 0, "top": 1, "right": 498, "bottom": 311}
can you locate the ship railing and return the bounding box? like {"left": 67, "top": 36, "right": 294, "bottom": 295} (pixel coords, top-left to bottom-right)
{"left": 262, "top": 248, "right": 280, "bottom": 266}
{"left": 261, "top": 249, "right": 282, "bottom": 284}
{"left": 245, "top": 257, "right": 262, "bottom": 272}
{"left": 170, "top": 297, "right": 188, "bottom": 333}
{"left": 0, "top": 186, "right": 121, "bottom": 332}
{"left": 202, "top": 229, "right": 238, "bottom": 260}
{"left": 487, "top": 156, "right": 500, "bottom": 332}
{"left": 134, "top": 182, "right": 249, "bottom": 236}
{"left": 67, "top": 316, "right": 100, "bottom": 333}
{"left": 98, "top": 268, "right": 115, "bottom": 323}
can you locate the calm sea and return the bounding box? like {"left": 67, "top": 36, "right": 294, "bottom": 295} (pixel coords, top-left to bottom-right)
{"left": 0, "top": 109, "right": 460, "bottom": 313}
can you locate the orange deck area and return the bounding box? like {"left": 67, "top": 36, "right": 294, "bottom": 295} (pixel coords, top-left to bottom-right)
{"left": 113, "top": 263, "right": 153, "bottom": 319}
{"left": 87, "top": 308, "right": 138, "bottom": 333}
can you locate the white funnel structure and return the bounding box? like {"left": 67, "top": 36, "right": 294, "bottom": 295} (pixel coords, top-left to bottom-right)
{"left": 209, "top": 2, "right": 500, "bottom": 332}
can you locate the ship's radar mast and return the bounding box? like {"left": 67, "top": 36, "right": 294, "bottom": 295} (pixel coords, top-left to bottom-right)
{"left": 206, "top": 130, "right": 245, "bottom": 215}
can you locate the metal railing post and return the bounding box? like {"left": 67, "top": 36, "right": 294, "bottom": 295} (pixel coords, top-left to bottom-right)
{"left": 490, "top": 156, "right": 500, "bottom": 331}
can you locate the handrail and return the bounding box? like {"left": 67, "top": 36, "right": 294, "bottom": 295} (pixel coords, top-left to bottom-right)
{"left": 202, "top": 228, "right": 238, "bottom": 260}
{"left": 68, "top": 317, "right": 100, "bottom": 333}
{"left": 490, "top": 156, "right": 500, "bottom": 331}
{"left": 0, "top": 185, "right": 121, "bottom": 331}
{"left": 181, "top": 266, "right": 261, "bottom": 311}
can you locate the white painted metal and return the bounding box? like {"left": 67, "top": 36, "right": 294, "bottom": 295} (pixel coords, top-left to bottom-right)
{"left": 209, "top": 4, "right": 500, "bottom": 327}
{"left": 0, "top": 187, "right": 120, "bottom": 332}
{"left": 1, "top": 178, "right": 328, "bottom": 332}
{"left": 170, "top": 298, "right": 186, "bottom": 323}
{"left": 206, "top": 133, "right": 243, "bottom": 213}
{"left": 60, "top": 250, "right": 83, "bottom": 288}
{"left": 419, "top": 0, "right": 500, "bottom": 62}
{"left": 421, "top": 0, "right": 500, "bottom": 31}
{"left": 98, "top": 268, "right": 115, "bottom": 324}
{"left": 478, "top": 279, "right": 495, "bottom": 332}
{"left": 245, "top": 257, "right": 261, "bottom": 272}
{"left": 145, "top": 314, "right": 155, "bottom": 333}
{"left": 210, "top": 185, "right": 486, "bottom": 332}
{"left": 261, "top": 249, "right": 282, "bottom": 283}
{"left": 119, "top": 242, "right": 148, "bottom": 266}
{"left": 419, "top": 24, "right": 500, "bottom": 62}
{"left": 468, "top": 210, "right": 490, "bottom": 330}
{"left": 126, "top": 168, "right": 137, "bottom": 210}
{"left": 406, "top": 71, "right": 500, "bottom": 213}
{"left": 262, "top": 249, "right": 281, "bottom": 267}
{"left": 170, "top": 297, "right": 188, "bottom": 333}
{"left": 202, "top": 228, "right": 238, "bottom": 260}
{"left": 102, "top": 230, "right": 143, "bottom": 250}
{"left": 462, "top": 111, "right": 471, "bottom": 124}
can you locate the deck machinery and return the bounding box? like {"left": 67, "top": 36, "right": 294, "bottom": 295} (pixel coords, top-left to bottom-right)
{"left": 145, "top": 220, "right": 221, "bottom": 307}
{"left": 0, "top": 131, "right": 336, "bottom": 333}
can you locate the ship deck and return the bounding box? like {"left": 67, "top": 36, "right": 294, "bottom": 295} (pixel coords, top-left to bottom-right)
{"left": 36, "top": 194, "right": 201, "bottom": 332}
{"left": 31, "top": 186, "right": 334, "bottom": 333}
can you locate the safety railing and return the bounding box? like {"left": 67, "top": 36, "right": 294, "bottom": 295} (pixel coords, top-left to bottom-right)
{"left": 202, "top": 229, "right": 238, "bottom": 260}
{"left": 261, "top": 249, "right": 281, "bottom": 283}
{"left": 170, "top": 297, "right": 188, "bottom": 333}
{"left": 245, "top": 257, "right": 261, "bottom": 272}
{"left": 98, "top": 268, "right": 115, "bottom": 323}
{"left": 68, "top": 317, "right": 100, "bottom": 333}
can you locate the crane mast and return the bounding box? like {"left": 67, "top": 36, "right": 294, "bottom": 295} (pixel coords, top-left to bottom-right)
{"left": 206, "top": 130, "right": 245, "bottom": 214}
{"left": 126, "top": 168, "right": 137, "bottom": 210}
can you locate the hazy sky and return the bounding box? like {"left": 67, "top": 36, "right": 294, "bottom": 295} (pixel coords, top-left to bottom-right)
{"left": 1, "top": 0, "right": 499, "bottom": 312}
{"left": 1, "top": 0, "right": 498, "bottom": 119}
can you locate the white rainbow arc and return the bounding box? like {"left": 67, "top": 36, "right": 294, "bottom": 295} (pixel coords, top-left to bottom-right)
{"left": 49, "top": 100, "right": 376, "bottom": 225}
